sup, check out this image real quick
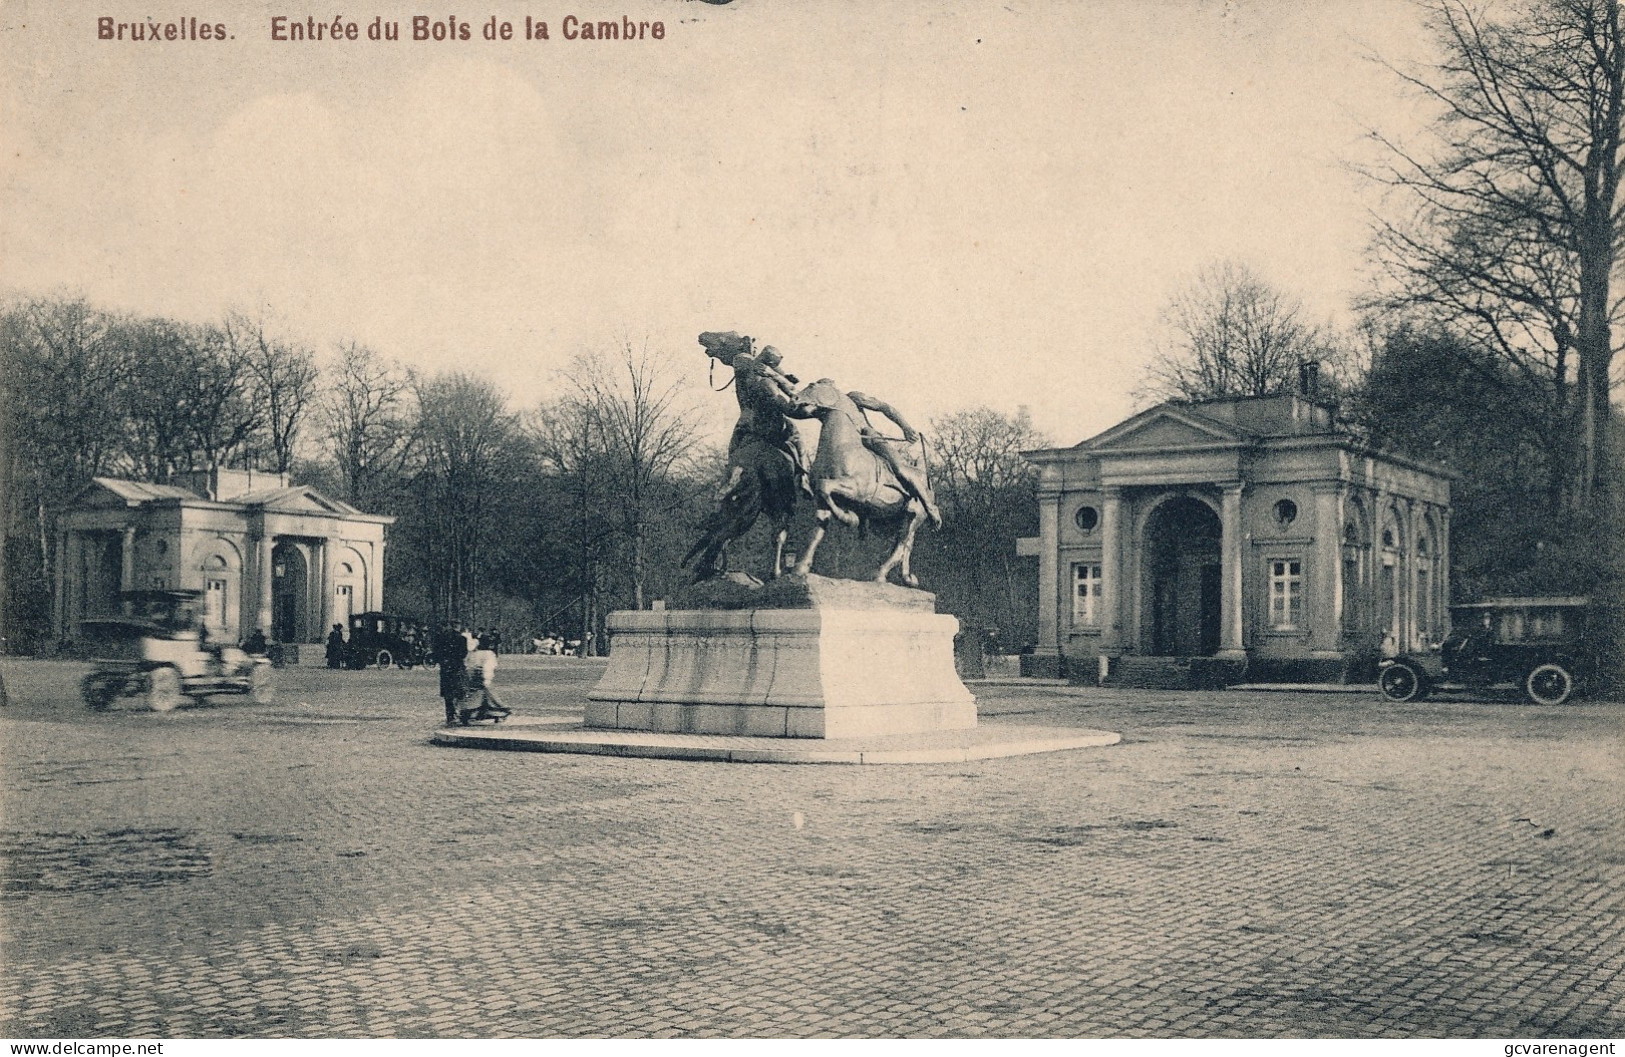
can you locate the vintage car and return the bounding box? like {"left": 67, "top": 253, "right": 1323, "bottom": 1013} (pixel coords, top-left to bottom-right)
{"left": 1377, "top": 596, "right": 1615, "bottom": 706}
{"left": 346, "top": 611, "right": 432, "bottom": 669}
{"left": 80, "top": 590, "right": 275, "bottom": 711}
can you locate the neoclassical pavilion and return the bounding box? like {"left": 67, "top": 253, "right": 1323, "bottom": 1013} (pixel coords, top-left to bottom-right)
{"left": 56, "top": 468, "right": 393, "bottom": 646}
{"left": 1019, "top": 393, "right": 1453, "bottom": 683}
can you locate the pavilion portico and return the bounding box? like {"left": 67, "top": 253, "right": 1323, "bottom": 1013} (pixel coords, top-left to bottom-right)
{"left": 56, "top": 469, "right": 393, "bottom": 647}
{"left": 1019, "top": 394, "right": 1452, "bottom": 683}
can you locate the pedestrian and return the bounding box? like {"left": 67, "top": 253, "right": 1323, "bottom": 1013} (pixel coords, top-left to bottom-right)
{"left": 242, "top": 628, "right": 268, "bottom": 656}
{"left": 325, "top": 623, "right": 346, "bottom": 669}
{"left": 462, "top": 632, "right": 510, "bottom": 723}
{"left": 436, "top": 623, "right": 469, "bottom": 726}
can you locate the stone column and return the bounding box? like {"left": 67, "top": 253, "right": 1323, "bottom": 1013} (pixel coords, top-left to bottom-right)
{"left": 1439, "top": 507, "right": 1451, "bottom": 620}
{"left": 319, "top": 539, "right": 335, "bottom": 637}
{"left": 119, "top": 526, "right": 136, "bottom": 594}
{"left": 1033, "top": 490, "right": 1061, "bottom": 663}
{"left": 373, "top": 538, "right": 385, "bottom": 612}
{"left": 69, "top": 533, "right": 84, "bottom": 629}
{"left": 1400, "top": 498, "right": 1415, "bottom": 653}
{"left": 1310, "top": 485, "right": 1343, "bottom": 657}
{"left": 53, "top": 530, "right": 69, "bottom": 639}
{"left": 1369, "top": 487, "right": 1387, "bottom": 653}
{"left": 257, "top": 536, "right": 274, "bottom": 637}
{"left": 1217, "top": 483, "right": 1246, "bottom": 659}
{"left": 1099, "top": 487, "right": 1123, "bottom": 654}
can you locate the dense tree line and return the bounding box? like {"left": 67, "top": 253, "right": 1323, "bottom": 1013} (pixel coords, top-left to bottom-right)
{"left": 1363, "top": 0, "right": 1623, "bottom": 514}
{"left": 0, "top": 297, "right": 1044, "bottom": 655}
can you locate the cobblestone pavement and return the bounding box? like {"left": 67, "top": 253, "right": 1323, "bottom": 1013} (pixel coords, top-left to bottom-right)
{"left": 1, "top": 657, "right": 1621, "bottom": 1039}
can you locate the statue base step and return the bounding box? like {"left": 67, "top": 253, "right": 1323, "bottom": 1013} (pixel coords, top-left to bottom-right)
{"left": 587, "top": 602, "right": 976, "bottom": 740}
{"left": 433, "top": 717, "right": 1119, "bottom": 765}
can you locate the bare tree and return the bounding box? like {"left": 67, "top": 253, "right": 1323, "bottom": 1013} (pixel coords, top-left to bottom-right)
{"left": 184, "top": 326, "right": 265, "bottom": 473}
{"left": 115, "top": 317, "right": 266, "bottom": 479}
{"left": 409, "top": 373, "right": 527, "bottom": 623}
{"left": 925, "top": 405, "right": 1048, "bottom": 647}
{"left": 6, "top": 298, "right": 136, "bottom": 632}
{"left": 528, "top": 397, "right": 617, "bottom": 648}
{"left": 318, "top": 342, "right": 417, "bottom": 509}
{"left": 1142, "top": 261, "right": 1333, "bottom": 402}
{"left": 3, "top": 298, "right": 130, "bottom": 647}
{"left": 1363, "top": 0, "right": 1625, "bottom": 507}
{"left": 560, "top": 339, "right": 701, "bottom": 611}
{"left": 118, "top": 318, "right": 195, "bottom": 481}
{"left": 225, "top": 312, "right": 319, "bottom": 475}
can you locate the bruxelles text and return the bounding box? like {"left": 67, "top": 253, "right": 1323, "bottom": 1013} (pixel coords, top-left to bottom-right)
{"left": 265, "top": 15, "right": 665, "bottom": 42}
{"left": 98, "top": 17, "right": 229, "bottom": 41}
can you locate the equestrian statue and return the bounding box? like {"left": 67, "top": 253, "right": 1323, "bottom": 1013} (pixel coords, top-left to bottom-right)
{"left": 682, "top": 332, "right": 941, "bottom": 587}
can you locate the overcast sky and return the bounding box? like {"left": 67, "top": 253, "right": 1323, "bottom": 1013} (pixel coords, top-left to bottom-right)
{"left": 1, "top": 0, "right": 1438, "bottom": 447}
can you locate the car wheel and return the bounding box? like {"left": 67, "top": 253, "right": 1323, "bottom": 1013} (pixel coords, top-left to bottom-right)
{"left": 1524, "top": 662, "right": 1575, "bottom": 705}
{"left": 375, "top": 649, "right": 393, "bottom": 669}
{"left": 249, "top": 663, "right": 276, "bottom": 704}
{"left": 146, "top": 666, "right": 184, "bottom": 712}
{"left": 81, "top": 673, "right": 116, "bottom": 711}
{"left": 1378, "top": 661, "right": 1425, "bottom": 703}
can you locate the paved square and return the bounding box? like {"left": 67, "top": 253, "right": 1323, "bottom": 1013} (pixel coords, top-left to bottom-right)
{"left": 1, "top": 658, "right": 1621, "bottom": 1038}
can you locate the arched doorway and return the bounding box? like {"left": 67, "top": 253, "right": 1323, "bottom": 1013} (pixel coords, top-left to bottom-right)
{"left": 1142, "top": 496, "right": 1222, "bottom": 656}
{"left": 271, "top": 542, "right": 309, "bottom": 643}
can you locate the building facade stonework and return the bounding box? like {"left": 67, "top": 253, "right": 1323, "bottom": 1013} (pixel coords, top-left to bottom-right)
{"left": 55, "top": 469, "right": 393, "bottom": 646}
{"left": 1019, "top": 394, "right": 1452, "bottom": 683}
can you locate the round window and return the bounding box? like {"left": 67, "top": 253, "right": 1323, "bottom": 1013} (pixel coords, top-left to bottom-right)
{"left": 1074, "top": 505, "right": 1099, "bottom": 533}
{"left": 1273, "top": 499, "right": 1298, "bottom": 528}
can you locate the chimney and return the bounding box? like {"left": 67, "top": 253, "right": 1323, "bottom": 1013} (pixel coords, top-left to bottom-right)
{"left": 1297, "top": 360, "right": 1321, "bottom": 397}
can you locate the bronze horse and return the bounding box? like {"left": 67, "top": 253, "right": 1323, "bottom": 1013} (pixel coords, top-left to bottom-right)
{"left": 790, "top": 379, "right": 929, "bottom": 587}
{"left": 681, "top": 430, "right": 800, "bottom": 580}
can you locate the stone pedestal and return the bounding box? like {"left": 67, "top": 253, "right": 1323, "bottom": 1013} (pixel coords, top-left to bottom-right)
{"left": 587, "top": 575, "right": 976, "bottom": 740}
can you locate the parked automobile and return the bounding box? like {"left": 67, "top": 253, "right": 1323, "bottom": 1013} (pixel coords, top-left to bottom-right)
{"left": 80, "top": 590, "right": 274, "bottom": 711}
{"left": 1377, "top": 596, "right": 1616, "bottom": 706}
{"left": 346, "top": 612, "right": 432, "bottom": 669}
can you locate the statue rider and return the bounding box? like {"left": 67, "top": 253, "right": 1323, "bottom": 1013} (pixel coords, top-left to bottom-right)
{"left": 750, "top": 346, "right": 813, "bottom": 498}
{"left": 702, "top": 333, "right": 814, "bottom": 501}
{"left": 847, "top": 391, "right": 943, "bottom": 527}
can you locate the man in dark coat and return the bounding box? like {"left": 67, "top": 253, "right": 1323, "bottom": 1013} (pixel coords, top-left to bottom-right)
{"left": 325, "top": 624, "right": 346, "bottom": 669}
{"left": 436, "top": 623, "right": 469, "bottom": 726}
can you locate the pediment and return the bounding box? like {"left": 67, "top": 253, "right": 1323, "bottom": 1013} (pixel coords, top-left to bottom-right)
{"left": 1076, "top": 406, "right": 1246, "bottom": 453}
{"left": 76, "top": 483, "right": 138, "bottom": 508}
{"left": 75, "top": 477, "right": 199, "bottom": 508}
{"left": 240, "top": 486, "right": 360, "bottom": 516}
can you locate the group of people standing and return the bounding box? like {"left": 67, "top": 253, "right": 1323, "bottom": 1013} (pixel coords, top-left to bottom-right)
{"left": 529, "top": 631, "right": 586, "bottom": 655}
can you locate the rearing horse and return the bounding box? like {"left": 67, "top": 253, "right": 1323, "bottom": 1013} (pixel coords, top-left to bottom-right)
{"left": 682, "top": 436, "right": 798, "bottom": 580}
{"left": 791, "top": 379, "right": 930, "bottom": 587}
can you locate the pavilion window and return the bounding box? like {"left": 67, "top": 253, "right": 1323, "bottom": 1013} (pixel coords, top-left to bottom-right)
{"left": 1072, "top": 563, "right": 1102, "bottom": 626}
{"left": 205, "top": 578, "right": 228, "bottom": 630}
{"left": 1269, "top": 559, "right": 1302, "bottom": 630}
